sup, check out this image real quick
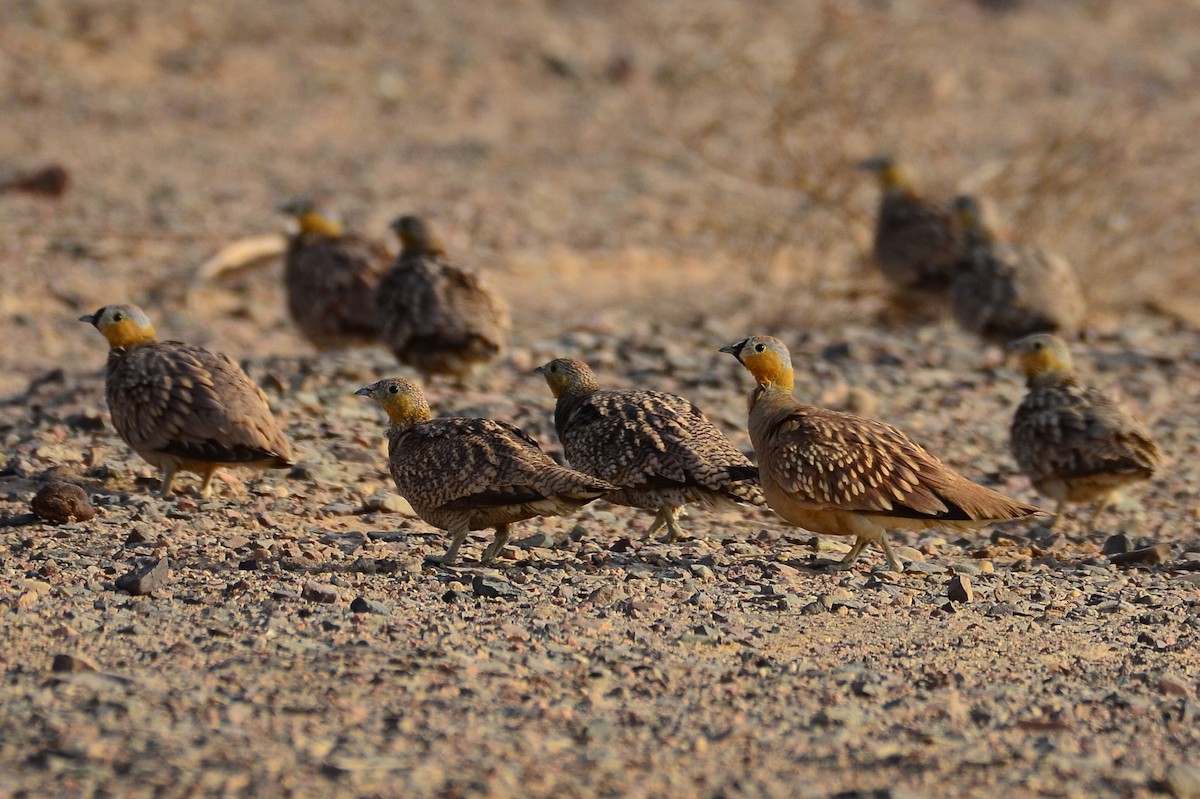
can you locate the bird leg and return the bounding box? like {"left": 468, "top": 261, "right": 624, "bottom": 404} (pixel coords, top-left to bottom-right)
{"left": 198, "top": 466, "right": 220, "bottom": 499}
{"left": 832, "top": 536, "right": 869, "bottom": 571}
{"left": 158, "top": 465, "right": 178, "bottom": 498}
{"left": 481, "top": 524, "right": 511, "bottom": 565}
{"left": 660, "top": 506, "right": 685, "bottom": 543}
{"left": 1047, "top": 499, "right": 1065, "bottom": 530}
{"left": 643, "top": 508, "right": 668, "bottom": 540}
{"left": 1088, "top": 492, "right": 1114, "bottom": 529}
{"left": 833, "top": 531, "right": 904, "bottom": 573}
{"left": 428, "top": 522, "right": 470, "bottom": 566}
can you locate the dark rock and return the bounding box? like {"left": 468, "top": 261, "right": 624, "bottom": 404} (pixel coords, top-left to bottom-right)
{"left": 609, "top": 537, "right": 636, "bottom": 553}
{"left": 302, "top": 581, "right": 340, "bottom": 604}
{"left": 1110, "top": 543, "right": 1171, "bottom": 567}
{"left": 350, "top": 596, "right": 388, "bottom": 614}
{"left": 472, "top": 574, "right": 522, "bottom": 599}
{"left": 1103, "top": 533, "right": 1133, "bottom": 556}
{"left": 948, "top": 574, "right": 975, "bottom": 603}
{"left": 51, "top": 653, "right": 96, "bottom": 673}
{"left": 124, "top": 527, "right": 153, "bottom": 545}
{"left": 513, "top": 533, "right": 556, "bottom": 549}
{"left": 114, "top": 558, "right": 170, "bottom": 596}
{"left": 31, "top": 481, "right": 95, "bottom": 524}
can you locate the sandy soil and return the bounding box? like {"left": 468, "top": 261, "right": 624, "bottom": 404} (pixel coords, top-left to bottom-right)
{"left": 2, "top": 1, "right": 1199, "bottom": 797}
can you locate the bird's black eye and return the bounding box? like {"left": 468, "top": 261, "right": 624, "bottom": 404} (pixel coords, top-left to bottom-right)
{"left": 754, "top": 343, "right": 765, "bottom": 353}
{"left": 549, "top": 364, "right": 558, "bottom": 373}
{"left": 388, "top": 384, "right": 399, "bottom": 394}
{"left": 113, "top": 312, "right": 124, "bottom": 322}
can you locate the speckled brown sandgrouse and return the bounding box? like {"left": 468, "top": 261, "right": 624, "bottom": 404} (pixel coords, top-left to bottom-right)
{"left": 1009, "top": 334, "right": 1160, "bottom": 529}
{"left": 860, "top": 155, "right": 963, "bottom": 293}
{"left": 535, "top": 358, "right": 763, "bottom": 543}
{"left": 356, "top": 377, "right": 613, "bottom": 565}
{"left": 80, "top": 304, "right": 294, "bottom": 497}
{"left": 279, "top": 197, "right": 390, "bottom": 351}
{"left": 721, "top": 335, "right": 1041, "bottom": 571}
{"left": 375, "top": 216, "right": 510, "bottom": 381}
{"left": 949, "top": 196, "right": 1086, "bottom": 342}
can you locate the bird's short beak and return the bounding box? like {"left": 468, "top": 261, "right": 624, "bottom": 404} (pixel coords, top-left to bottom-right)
{"left": 354, "top": 386, "right": 373, "bottom": 397}
{"left": 718, "top": 343, "right": 739, "bottom": 356}
{"left": 78, "top": 313, "right": 97, "bottom": 325}
{"left": 1005, "top": 339, "right": 1022, "bottom": 351}
{"left": 532, "top": 365, "right": 545, "bottom": 375}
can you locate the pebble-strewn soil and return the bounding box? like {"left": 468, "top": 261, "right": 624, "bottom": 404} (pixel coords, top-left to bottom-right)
{"left": 2, "top": 318, "right": 1198, "bottom": 798}
{"left": 3, "top": 1, "right": 1200, "bottom": 797}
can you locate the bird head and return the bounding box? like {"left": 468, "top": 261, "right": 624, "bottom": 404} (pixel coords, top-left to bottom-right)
{"left": 534, "top": 358, "right": 600, "bottom": 399}
{"left": 1009, "top": 333, "right": 1073, "bottom": 378}
{"left": 858, "top": 155, "right": 909, "bottom": 191}
{"left": 278, "top": 196, "right": 344, "bottom": 237}
{"left": 355, "top": 378, "right": 432, "bottom": 425}
{"left": 390, "top": 215, "right": 445, "bottom": 256}
{"left": 720, "top": 336, "right": 795, "bottom": 392}
{"left": 79, "top": 304, "right": 157, "bottom": 349}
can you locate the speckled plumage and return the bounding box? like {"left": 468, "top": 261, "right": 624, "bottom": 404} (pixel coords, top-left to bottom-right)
{"left": 375, "top": 216, "right": 510, "bottom": 379}
{"left": 1009, "top": 334, "right": 1160, "bottom": 528}
{"left": 80, "top": 304, "right": 293, "bottom": 497}
{"left": 280, "top": 198, "right": 389, "bottom": 351}
{"left": 357, "top": 377, "right": 612, "bottom": 564}
{"left": 722, "top": 335, "right": 1040, "bottom": 571}
{"left": 860, "top": 156, "right": 963, "bottom": 292}
{"left": 536, "top": 358, "right": 763, "bottom": 542}
{"left": 950, "top": 196, "right": 1086, "bottom": 342}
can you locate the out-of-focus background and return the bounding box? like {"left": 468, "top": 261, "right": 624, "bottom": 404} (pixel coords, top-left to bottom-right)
{"left": 3, "top": 0, "right": 1198, "bottom": 394}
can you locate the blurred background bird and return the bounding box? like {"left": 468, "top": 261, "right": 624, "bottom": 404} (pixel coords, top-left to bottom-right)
{"left": 278, "top": 196, "right": 390, "bottom": 352}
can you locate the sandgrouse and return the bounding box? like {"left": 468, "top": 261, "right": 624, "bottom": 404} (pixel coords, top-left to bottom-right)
{"left": 375, "top": 216, "right": 510, "bottom": 380}
{"left": 860, "top": 155, "right": 963, "bottom": 294}
{"left": 949, "top": 195, "right": 1086, "bottom": 342}
{"left": 721, "top": 335, "right": 1040, "bottom": 571}
{"left": 357, "top": 377, "right": 613, "bottom": 565}
{"left": 80, "top": 304, "right": 293, "bottom": 497}
{"left": 536, "top": 357, "right": 763, "bottom": 542}
{"left": 279, "top": 197, "right": 390, "bottom": 351}
{"left": 1009, "top": 334, "right": 1160, "bottom": 529}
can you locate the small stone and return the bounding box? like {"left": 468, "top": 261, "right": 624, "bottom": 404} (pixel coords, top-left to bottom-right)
{"left": 51, "top": 653, "right": 96, "bottom": 673}
{"left": 1110, "top": 543, "right": 1171, "bottom": 567}
{"left": 31, "top": 481, "right": 95, "bottom": 524}
{"left": 362, "top": 492, "right": 415, "bottom": 515}
{"left": 689, "top": 564, "right": 714, "bottom": 580}
{"left": 1165, "top": 763, "right": 1200, "bottom": 799}
{"left": 471, "top": 574, "right": 522, "bottom": 599}
{"left": 513, "top": 533, "right": 556, "bottom": 550}
{"left": 1103, "top": 533, "right": 1132, "bottom": 556}
{"left": 586, "top": 584, "right": 626, "bottom": 606}
{"left": 114, "top": 557, "right": 170, "bottom": 596}
{"left": 894, "top": 546, "right": 925, "bottom": 563}
{"left": 609, "top": 537, "right": 636, "bottom": 553}
{"left": 948, "top": 574, "right": 974, "bottom": 603}
{"left": 349, "top": 596, "right": 388, "bottom": 614}
{"left": 1159, "top": 675, "right": 1193, "bottom": 698}
{"left": 123, "top": 526, "right": 152, "bottom": 545}
{"left": 302, "top": 581, "right": 340, "bottom": 603}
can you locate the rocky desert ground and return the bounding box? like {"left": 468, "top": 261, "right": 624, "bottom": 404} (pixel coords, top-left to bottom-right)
{"left": 2, "top": 1, "right": 1199, "bottom": 797}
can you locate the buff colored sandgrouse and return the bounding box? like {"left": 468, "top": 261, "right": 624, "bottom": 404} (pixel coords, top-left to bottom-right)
{"left": 949, "top": 196, "right": 1086, "bottom": 342}
{"left": 80, "top": 304, "right": 294, "bottom": 497}
{"left": 860, "top": 155, "right": 963, "bottom": 293}
{"left": 356, "top": 377, "right": 613, "bottom": 565}
{"left": 375, "top": 216, "right": 510, "bottom": 380}
{"left": 535, "top": 358, "right": 763, "bottom": 543}
{"left": 279, "top": 197, "right": 390, "bottom": 351}
{"left": 1009, "top": 334, "right": 1160, "bottom": 529}
{"left": 721, "top": 335, "right": 1041, "bottom": 571}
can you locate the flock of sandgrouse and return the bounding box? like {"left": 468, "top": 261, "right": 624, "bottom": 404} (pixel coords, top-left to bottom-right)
{"left": 76, "top": 158, "right": 1162, "bottom": 571}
